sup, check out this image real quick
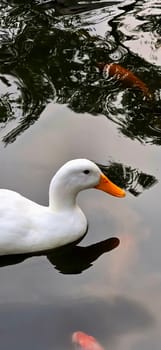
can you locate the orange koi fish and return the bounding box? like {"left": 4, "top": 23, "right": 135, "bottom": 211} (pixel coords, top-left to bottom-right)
{"left": 72, "top": 331, "right": 104, "bottom": 350}
{"left": 97, "top": 62, "right": 152, "bottom": 99}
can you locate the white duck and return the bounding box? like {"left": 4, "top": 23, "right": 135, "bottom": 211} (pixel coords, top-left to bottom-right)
{"left": 0, "top": 159, "right": 125, "bottom": 256}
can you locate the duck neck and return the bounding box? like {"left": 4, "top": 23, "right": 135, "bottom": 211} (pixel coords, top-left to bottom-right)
{"left": 49, "top": 178, "right": 79, "bottom": 211}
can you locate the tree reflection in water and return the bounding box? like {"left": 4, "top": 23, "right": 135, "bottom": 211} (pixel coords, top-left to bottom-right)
{"left": 98, "top": 162, "right": 158, "bottom": 197}
{"left": 0, "top": 0, "right": 161, "bottom": 145}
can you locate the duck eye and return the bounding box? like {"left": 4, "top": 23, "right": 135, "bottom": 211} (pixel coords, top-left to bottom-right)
{"left": 83, "top": 170, "right": 90, "bottom": 174}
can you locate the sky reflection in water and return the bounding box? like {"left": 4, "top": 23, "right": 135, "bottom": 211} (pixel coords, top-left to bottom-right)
{"left": 0, "top": 103, "right": 160, "bottom": 350}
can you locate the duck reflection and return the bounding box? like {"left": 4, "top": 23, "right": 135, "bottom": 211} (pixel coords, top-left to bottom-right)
{"left": 0, "top": 237, "right": 120, "bottom": 273}
{"left": 48, "top": 237, "right": 119, "bottom": 274}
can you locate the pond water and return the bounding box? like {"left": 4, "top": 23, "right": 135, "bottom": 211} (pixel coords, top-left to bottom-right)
{"left": 0, "top": 0, "right": 161, "bottom": 349}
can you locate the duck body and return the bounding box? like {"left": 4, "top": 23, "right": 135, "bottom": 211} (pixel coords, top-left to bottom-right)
{"left": 0, "top": 189, "right": 87, "bottom": 255}
{"left": 0, "top": 159, "right": 125, "bottom": 256}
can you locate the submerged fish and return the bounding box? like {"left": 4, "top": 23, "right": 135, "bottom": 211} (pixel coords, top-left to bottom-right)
{"left": 72, "top": 331, "right": 104, "bottom": 350}
{"left": 97, "top": 62, "right": 153, "bottom": 99}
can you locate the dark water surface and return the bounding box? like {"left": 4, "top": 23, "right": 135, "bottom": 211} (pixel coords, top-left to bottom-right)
{"left": 0, "top": 0, "right": 161, "bottom": 349}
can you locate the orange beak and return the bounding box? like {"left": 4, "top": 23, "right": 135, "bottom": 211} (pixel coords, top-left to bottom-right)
{"left": 95, "top": 173, "right": 126, "bottom": 198}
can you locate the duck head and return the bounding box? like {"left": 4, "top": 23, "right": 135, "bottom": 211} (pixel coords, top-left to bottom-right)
{"left": 49, "top": 159, "right": 125, "bottom": 210}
